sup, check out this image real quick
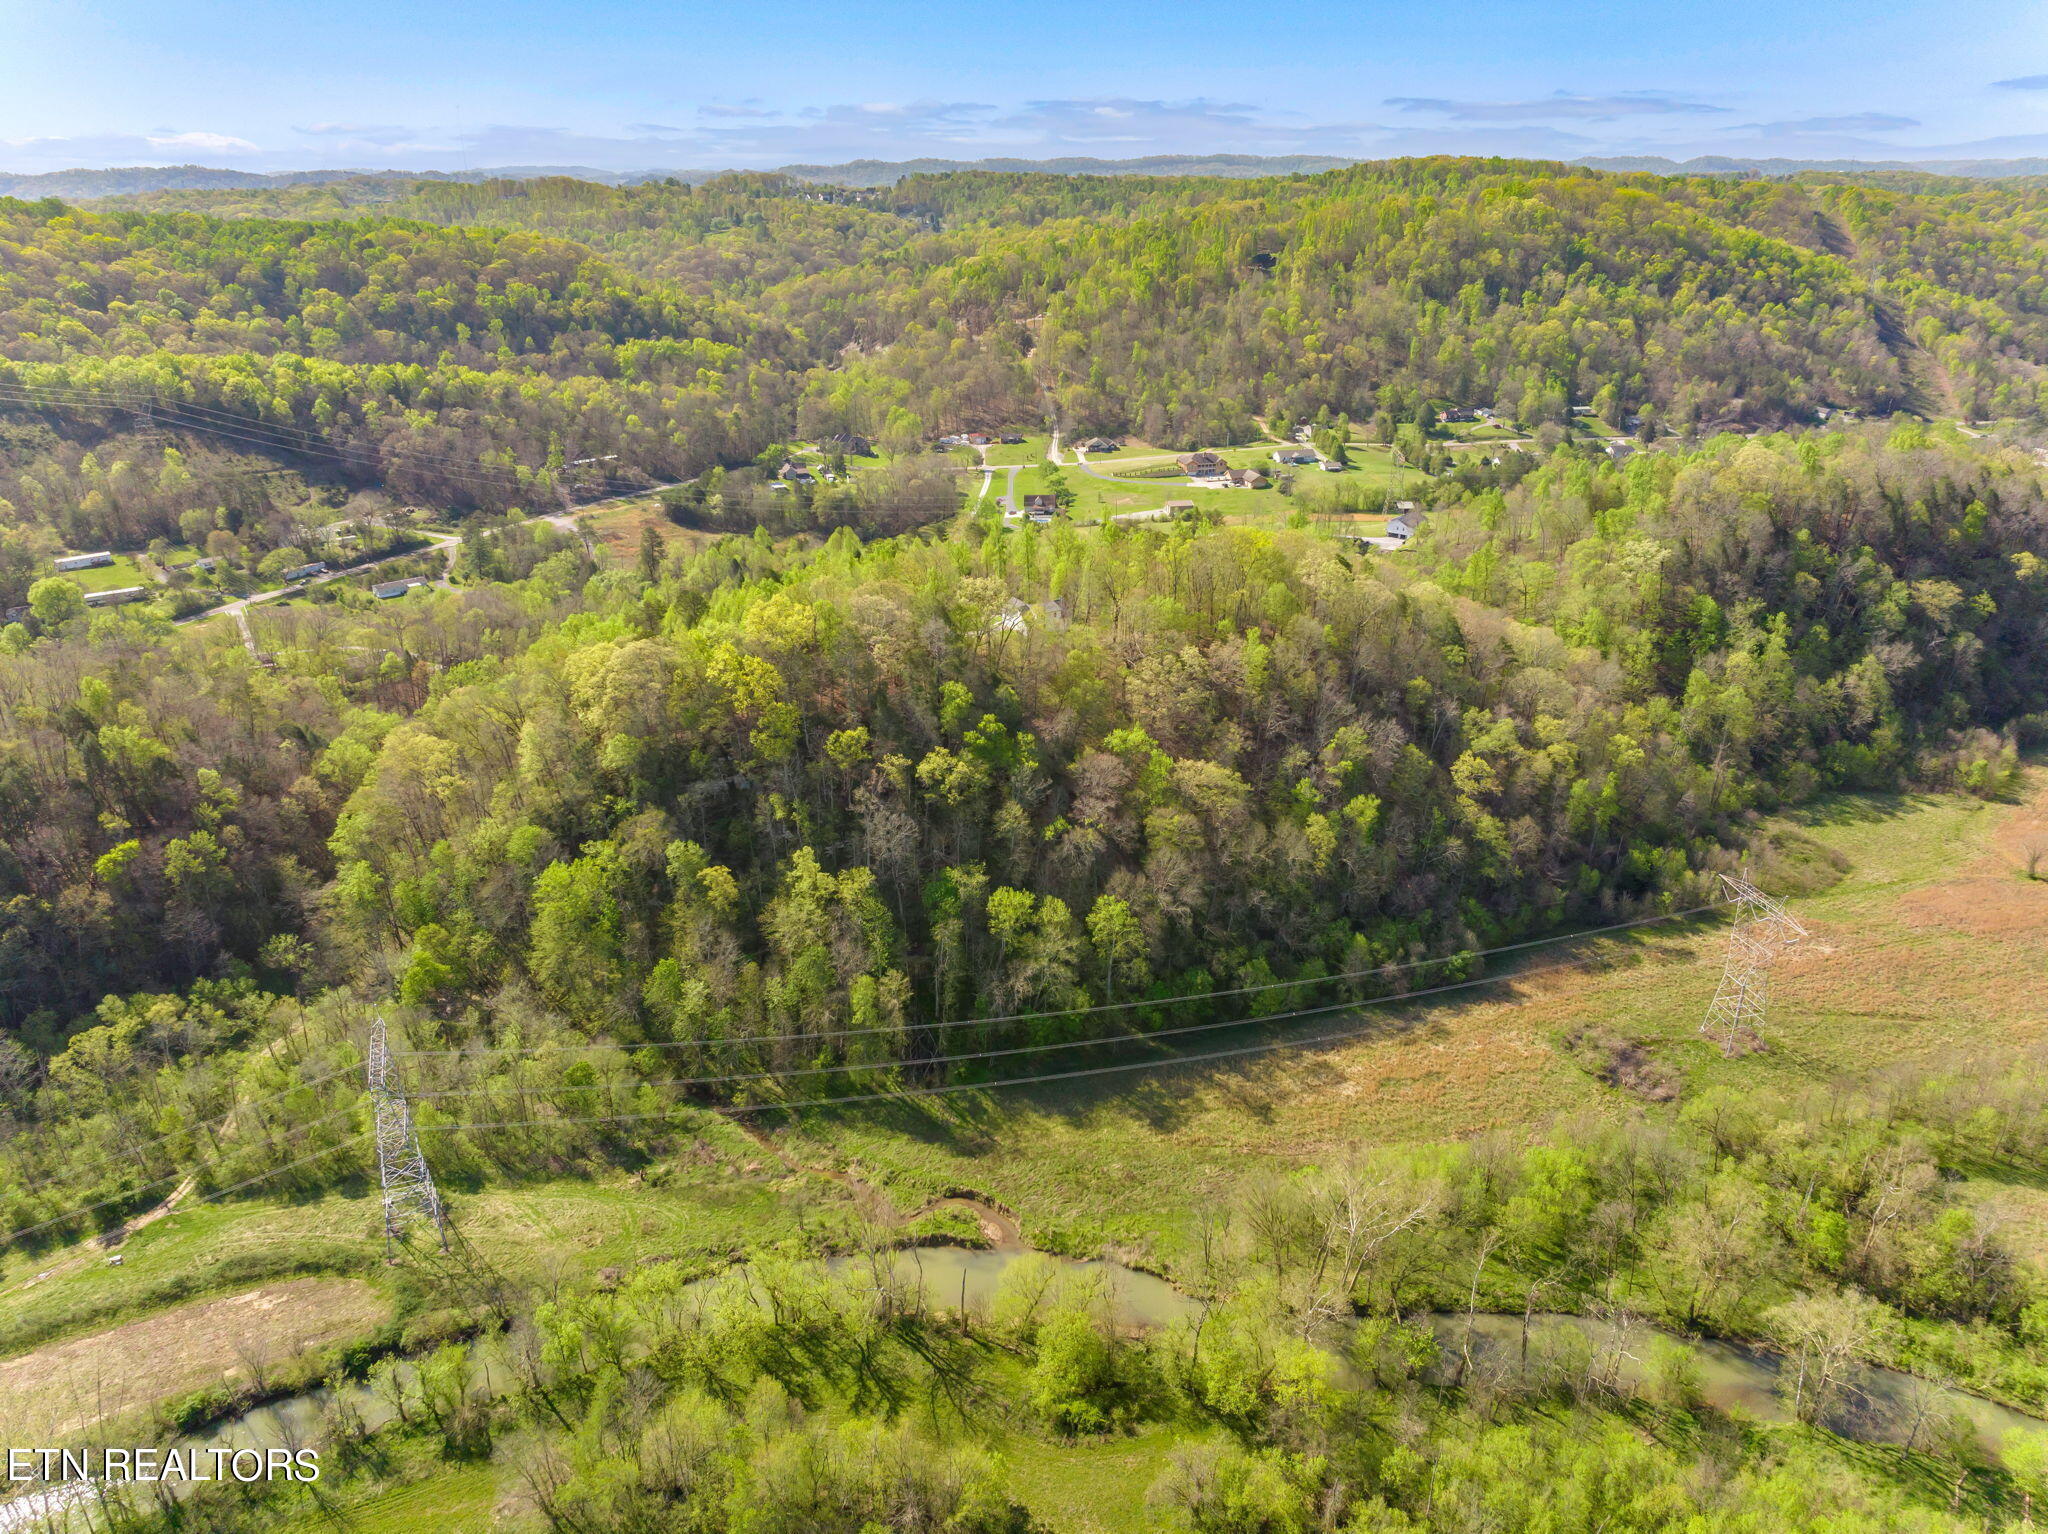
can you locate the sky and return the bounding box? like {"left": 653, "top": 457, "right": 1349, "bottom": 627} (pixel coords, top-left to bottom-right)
{"left": 6, "top": 0, "right": 2048, "bottom": 174}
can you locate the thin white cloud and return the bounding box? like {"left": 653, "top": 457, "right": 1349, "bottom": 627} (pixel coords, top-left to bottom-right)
{"left": 1992, "top": 74, "right": 2048, "bottom": 90}
{"left": 1736, "top": 113, "right": 1919, "bottom": 136}
{"left": 1386, "top": 92, "right": 1726, "bottom": 123}
{"left": 13, "top": 93, "right": 2048, "bottom": 179}
{"left": 144, "top": 130, "right": 259, "bottom": 153}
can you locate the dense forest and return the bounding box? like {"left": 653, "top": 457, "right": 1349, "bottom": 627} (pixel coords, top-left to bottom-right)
{"left": 6, "top": 159, "right": 2048, "bottom": 578}
{"left": 74, "top": 159, "right": 2048, "bottom": 447}
{"left": 3, "top": 157, "right": 2048, "bottom": 1532}
{"left": 0, "top": 422, "right": 2039, "bottom": 1205}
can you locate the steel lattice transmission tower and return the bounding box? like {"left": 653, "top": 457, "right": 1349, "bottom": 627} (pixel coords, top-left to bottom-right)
{"left": 367, "top": 1016, "right": 446, "bottom": 1255}
{"left": 1699, "top": 873, "right": 1809, "bottom": 1056}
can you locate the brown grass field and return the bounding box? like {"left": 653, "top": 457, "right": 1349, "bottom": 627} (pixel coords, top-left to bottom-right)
{"left": 577, "top": 499, "right": 721, "bottom": 562}
{"left": 0, "top": 767, "right": 2038, "bottom": 1434}
{"left": 0, "top": 1278, "right": 382, "bottom": 1442}
{"left": 763, "top": 765, "right": 2048, "bottom": 1264}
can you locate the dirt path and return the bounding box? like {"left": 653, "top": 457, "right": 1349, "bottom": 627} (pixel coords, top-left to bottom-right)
{"left": 729, "top": 1118, "right": 1023, "bottom": 1248}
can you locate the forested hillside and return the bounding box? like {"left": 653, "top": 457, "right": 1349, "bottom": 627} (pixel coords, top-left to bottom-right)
{"left": 5, "top": 158, "right": 2048, "bottom": 579}
{"left": 78, "top": 158, "right": 2048, "bottom": 450}
{"left": 0, "top": 421, "right": 2038, "bottom": 1139}
{"left": 3, "top": 157, "right": 2048, "bottom": 1534}
{"left": 0, "top": 155, "right": 2044, "bottom": 1067}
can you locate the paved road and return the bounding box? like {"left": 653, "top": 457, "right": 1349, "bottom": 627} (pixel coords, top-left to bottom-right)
{"left": 968, "top": 443, "right": 1026, "bottom": 512}
{"left": 972, "top": 450, "right": 993, "bottom": 507}
{"left": 194, "top": 531, "right": 462, "bottom": 653}
{"left": 1067, "top": 445, "right": 1210, "bottom": 485}
{"left": 181, "top": 480, "right": 685, "bottom": 646}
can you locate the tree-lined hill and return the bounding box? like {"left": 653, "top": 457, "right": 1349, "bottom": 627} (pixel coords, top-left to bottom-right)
{"left": 4, "top": 156, "right": 2048, "bottom": 1534}
{"left": 35, "top": 157, "right": 2048, "bottom": 474}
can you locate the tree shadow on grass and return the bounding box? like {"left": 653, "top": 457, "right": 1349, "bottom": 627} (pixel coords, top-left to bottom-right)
{"left": 1781, "top": 790, "right": 1936, "bottom": 829}
{"left": 792, "top": 923, "right": 1715, "bottom": 1155}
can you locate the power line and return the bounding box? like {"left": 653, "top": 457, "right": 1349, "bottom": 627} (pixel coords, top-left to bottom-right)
{"left": 186, "top": 1133, "right": 368, "bottom": 1213}
{"left": 429, "top": 920, "right": 1995, "bottom": 1139}
{"left": 408, "top": 950, "right": 1685, "bottom": 1133}
{"left": 396, "top": 903, "right": 1729, "bottom": 1062}
{"left": 10, "top": 914, "right": 1987, "bottom": 1254}
{"left": 0, "top": 1104, "right": 363, "bottom": 1252}
{"left": 0, "top": 376, "right": 682, "bottom": 491}
{"left": 404, "top": 938, "right": 1725, "bottom": 1103}
{"left": 367, "top": 1016, "right": 445, "bottom": 1255}
{"left": 0, "top": 380, "right": 538, "bottom": 481}
{"left": 0, "top": 382, "right": 686, "bottom": 513}
{"left": 1700, "top": 872, "right": 1809, "bottom": 1056}
{"left": 0, "top": 390, "right": 536, "bottom": 495}
{"left": 0, "top": 1060, "right": 360, "bottom": 1205}
{"left": 0, "top": 382, "right": 483, "bottom": 469}
{"left": 413, "top": 915, "right": 2005, "bottom": 1134}
{"left": 0, "top": 382, "right": 572, "bottom": 497}
{"left": 7, "top": 919, "right": 1709, "bottom": 1247}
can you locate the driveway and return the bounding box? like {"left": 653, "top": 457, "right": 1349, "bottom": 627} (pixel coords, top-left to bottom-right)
{"left": 180, "top": 479, "right": 686, "bottom": 645}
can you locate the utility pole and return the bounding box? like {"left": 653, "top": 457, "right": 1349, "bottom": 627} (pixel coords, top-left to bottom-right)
{"left": 562, "top": 455, "right": 616, "bottom": 556}
{"left": 1700, "top": 873, "right": 1808, "bottom": 1056}
{"left": 367, "top": 1015, "right": 446, "bottom": 1257}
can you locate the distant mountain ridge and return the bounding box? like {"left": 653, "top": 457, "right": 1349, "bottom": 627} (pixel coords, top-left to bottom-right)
{"left": 0, "top": 164, "right": 639, "bottom": 198}
{"left": 0, "top": 154, "right": 1357, "bottom": 199}
{"left": 1579, "top": 154, "right": 2048, "bottom": 179}
{"left": 753, "top": 154, "right": 1364, "bottom": 185}
{"left": 10, "top": 151, "right": 2048, "bottom": 201}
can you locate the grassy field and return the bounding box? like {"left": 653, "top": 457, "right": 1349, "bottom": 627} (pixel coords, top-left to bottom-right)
{"left": 1024, "top": 441, "right": 1425, "bottom": 529}
{"left": 255, "top": 1412, "right": 1181, "bottom": 1534}
{"left": 578, "top": 499, "right": 724, "bottom": 561}
{"left": 0, "top": 1106, "right": 853, "bottom": 1374}
{"left": 7, "top": 770, "right": 2034, "bottom": 1340}
{"left": 1000, "top": 1422, "right": 1212, "bottom": 1534}
{"left": 0, "top": 767, "right": 2037, "bottom": 1524}
{"left": 983, "top": 435, "right": 1052, "bottom": 466}
{"left": 273, "top": 1465, "right": 498, "bottom": 1534}
{"left": 750, "top": 766, "right": 2048, "bottom": 1270}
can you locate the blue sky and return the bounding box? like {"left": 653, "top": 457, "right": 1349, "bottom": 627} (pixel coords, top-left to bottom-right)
{"left": 6, "top": 0, "right": 2048, "bottom": 172}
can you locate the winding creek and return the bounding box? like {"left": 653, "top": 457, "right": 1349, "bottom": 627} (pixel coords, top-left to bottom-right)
{"left": 4, "top": 1244, "right": 2045, "bottom": 1529}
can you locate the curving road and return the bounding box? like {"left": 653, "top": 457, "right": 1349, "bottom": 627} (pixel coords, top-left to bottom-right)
{"left": 181, "top": 480, "right": 684, "bottom": 649}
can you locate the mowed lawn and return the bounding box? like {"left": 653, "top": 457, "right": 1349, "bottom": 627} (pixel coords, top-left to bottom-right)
{"left": 982, "top": 435, "right": 1053, "bottom": 466}
{"left": 54, "top": 552, "right": 153, "bottom": 593}
{"left": 1061, "top": 441, "right": 1425, "bottom": 525}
